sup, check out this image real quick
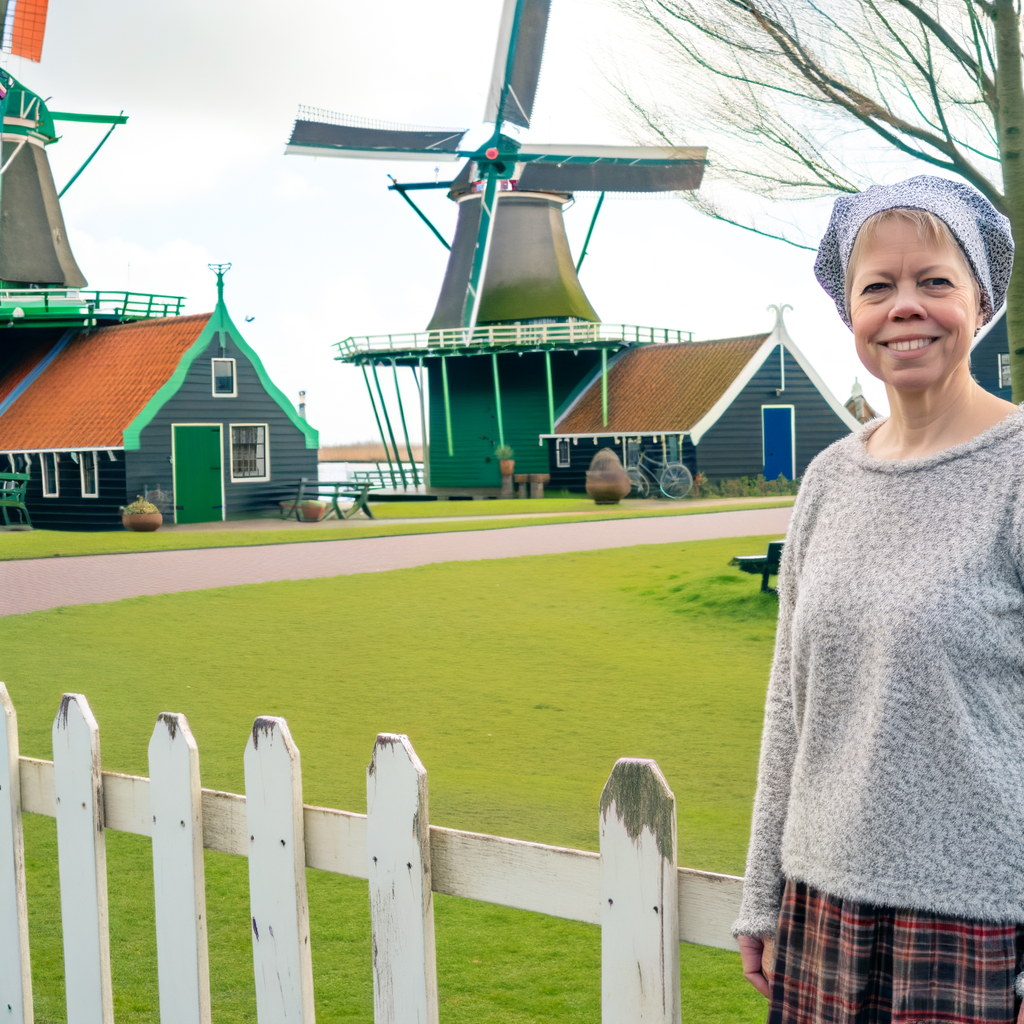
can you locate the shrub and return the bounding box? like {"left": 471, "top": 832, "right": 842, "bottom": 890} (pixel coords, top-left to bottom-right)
{"left": 494, "top": 444, "right": 514, "bottom": 460}
{"left": 122, "top": 496, "right": 160, "bottom": 515}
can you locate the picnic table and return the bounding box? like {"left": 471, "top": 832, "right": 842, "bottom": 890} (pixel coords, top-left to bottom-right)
{"left": 731, "top": 540, "right": 784, "bottom": 594}
{"left": 281, "top": 478, "right": 375, "bottom": 522}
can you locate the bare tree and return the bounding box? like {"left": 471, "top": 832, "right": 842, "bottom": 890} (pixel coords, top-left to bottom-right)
{"left": 612, "top": 0, "right": 1024, "bottom": 398}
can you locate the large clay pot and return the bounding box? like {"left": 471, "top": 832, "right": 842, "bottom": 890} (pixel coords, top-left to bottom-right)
{"left": 122, "top": 512, "right": 163, "bottom": 532}
{"left": 586, "top": 448, "right": 631, "bottom": 504}
{"left": 499, "top": 459, "right": 515, "bottom": 476}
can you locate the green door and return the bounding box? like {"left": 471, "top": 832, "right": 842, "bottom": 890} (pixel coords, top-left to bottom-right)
{"left": 173, "top": 425, "right": 223, "bottom": 524}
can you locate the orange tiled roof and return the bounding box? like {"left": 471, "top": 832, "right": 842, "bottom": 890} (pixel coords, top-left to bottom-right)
{"left": 0, "top": 334, "right": 58, "bottom": 406}
{"left": 0, "top": 313, "right": 211, "bottom": 450}
{"left": 557, "top": 334, "right": 770, "bottom": 434}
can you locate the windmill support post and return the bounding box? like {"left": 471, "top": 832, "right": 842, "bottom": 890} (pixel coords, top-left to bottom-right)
{"left": 491, "top": 353, "right": 505, "bottom": 449}
{"left": 391, "top": 359, "right": 420, "bottom": 486}
{"left": 416, "top": 358, "right": 429, "bottom": 488}
{"left": 575, "top": 192, "right": 605, "bottom": 273}
{"left": 57, "top": 114, "right": 126, "bottom": 198}
{"left": 371, "top": 363, "right": 408, "bottom": 488}
{"left": 601, "top": 349, "right": 608, "bottom": 427}
{"left": 545, "top": 351, "right": 555, "bottom": 433}
{"left": 388, "top": 180, "right": 451, "bottom": 251}
{"left": 440, "top": 357, "right": 454, "bottom": 457}
{"left": 361, "top": 365, "right": 398, "bottom": 489}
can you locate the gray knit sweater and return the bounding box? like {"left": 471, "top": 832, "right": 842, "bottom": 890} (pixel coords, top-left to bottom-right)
{"left": 735, "top": 408, "right": 1024, "bottom": 938}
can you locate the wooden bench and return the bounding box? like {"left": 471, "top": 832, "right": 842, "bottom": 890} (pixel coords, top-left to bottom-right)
{"left": 281, "top": 478, "right": 375, "bottom": 521}
{"left": 0, "top": 471, "right": 31, "bottom": 529}
{"left": 512, "top": 473, "right": 551, "bottom": 499}
{"left": 731, "top": 540, "right": 784, "bottom": 593}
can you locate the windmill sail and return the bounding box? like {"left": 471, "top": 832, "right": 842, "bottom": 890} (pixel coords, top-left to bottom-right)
{"left": 484, "top": 0, "right": 551, "bottom": 129}
{"left": 1, "top": 0, "right": 49, "bottom": 62}
{"left": 286, "top": 109, "right": 467, "bottom": 162}
{"left": 516, "top": 144, "right": 708, "bottom": 192}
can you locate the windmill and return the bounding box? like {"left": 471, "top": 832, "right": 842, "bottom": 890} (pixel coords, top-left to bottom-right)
{"left": 0, "top": 0, "right": 183, "bottom": 329}
{"left": 285, "top": 0, "right": 707, "bottom": 493}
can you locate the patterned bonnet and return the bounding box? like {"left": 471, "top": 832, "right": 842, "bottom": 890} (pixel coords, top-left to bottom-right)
{"left": 814, "top": 175, "right": 1013, "bottom": 328}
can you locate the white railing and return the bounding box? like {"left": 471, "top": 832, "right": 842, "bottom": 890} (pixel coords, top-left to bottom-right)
{"left": 334, "top": 322, "right": 694, "bottom": 359}
{"left": 0, "top": 685, "right": 743, "bottom": 1024}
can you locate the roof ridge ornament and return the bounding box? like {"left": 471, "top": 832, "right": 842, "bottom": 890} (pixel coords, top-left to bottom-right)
{"left": 766, "top": 303, "right": 793, "bottom": 331}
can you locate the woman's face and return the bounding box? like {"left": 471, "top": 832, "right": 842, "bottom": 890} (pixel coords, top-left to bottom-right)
{"left": 848, "top": 218, "right": 981, "bottom": 394}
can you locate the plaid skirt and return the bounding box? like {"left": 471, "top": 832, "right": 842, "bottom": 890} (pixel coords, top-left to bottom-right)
{"left": 768, "top": 880, "right": 1024, "bottom": 1024}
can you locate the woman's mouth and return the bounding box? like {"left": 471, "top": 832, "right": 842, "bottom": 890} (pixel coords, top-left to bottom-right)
{"left": 882, "top": 338, "right": 935, "bottom": 352}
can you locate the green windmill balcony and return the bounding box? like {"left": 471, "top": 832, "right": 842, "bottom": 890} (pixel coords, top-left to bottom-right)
{"left": 0, "top": 288, "right": 185, "bottom": 328}
{"left": 334, "top": 322, "right": 694, "bottom": 364}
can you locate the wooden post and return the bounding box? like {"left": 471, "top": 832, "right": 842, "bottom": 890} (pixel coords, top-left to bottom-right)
{"left": 244, "top": 717, "right": 314, "bottom": 1024}
{"left": 0, "top": 683, "right": 31, "bottom": 1024}
{"left": 148, "top": 713, "right": 211, "bottom": 1024}
{"left": 599, "top": 758, "right": 680, "bottom": 1024}
{"left": 52, "top": 693, "right": 113, "bottom": 1024}
{"left": 366, "top": 734, "right": 438, "bottom": 1024}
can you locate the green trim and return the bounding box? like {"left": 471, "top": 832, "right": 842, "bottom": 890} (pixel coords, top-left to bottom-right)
{"left": 49, "top": 112, "right": 128, "bottom": 124}
{"left": 123, "top": 299, "right": 318, "bottom": 451}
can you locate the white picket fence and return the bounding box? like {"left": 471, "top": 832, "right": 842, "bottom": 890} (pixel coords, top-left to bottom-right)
{"left": 0, "top": 684, "right": 744, "bottom": 1024}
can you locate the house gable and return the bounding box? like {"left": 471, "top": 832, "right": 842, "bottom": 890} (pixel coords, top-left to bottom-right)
{"left": 124, "top": 301, "right": 318, "bottom": 451}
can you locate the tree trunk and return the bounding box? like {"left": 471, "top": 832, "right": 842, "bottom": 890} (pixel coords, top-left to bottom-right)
{"left": 994, "top": 0, "right": 1024, "bottom": 402}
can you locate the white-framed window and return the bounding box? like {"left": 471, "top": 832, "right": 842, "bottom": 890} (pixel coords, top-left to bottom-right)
{"left": 556, "top": 438, "right": 571, "bottom": 467}
{"left": 212, "top": 358, "right": 237, "bottom": 397}
{"left": 79, "top": 451, "right": 99, "bottom": 498}
{"left": 999, "top": 352, "right": 1012, "bottom": 389}
{"left": 40, "top": 452, "right": 59, "bottom": 497}
{"left": 230, "top": 424, "right": 269, "bottom": 481}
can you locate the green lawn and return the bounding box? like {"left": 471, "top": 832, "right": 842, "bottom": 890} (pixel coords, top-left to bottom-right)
{"left": 0, "top": 498, "right": 793, "bottom": 561}
{"left": 5, "top": 536, "right": 781, "bottom": 1022}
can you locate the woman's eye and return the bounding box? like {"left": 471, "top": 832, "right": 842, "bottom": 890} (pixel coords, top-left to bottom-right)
{"left": 922, "top": 277, "right": 954, "bottom": 287}
{"left": 861, "top": 282, "right": 889, "bottom": 293}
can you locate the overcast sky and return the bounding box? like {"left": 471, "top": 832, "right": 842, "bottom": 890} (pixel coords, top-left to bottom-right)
{"left": 10, "top": 0, "right": 888, "bottom": 445}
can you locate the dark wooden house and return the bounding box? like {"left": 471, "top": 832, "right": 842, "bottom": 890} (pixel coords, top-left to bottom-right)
{"left": 972, "top": 308, "right": 1013, "bottom": 400}
{"left": 542, "top": 309, "right": 858, "bottom": 489}
{"left": 0, "top": 294, "right": 318, "bottom": 529}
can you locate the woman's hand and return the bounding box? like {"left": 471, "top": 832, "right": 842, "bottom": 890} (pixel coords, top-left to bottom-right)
{"left": 1017, "top": 998, "right": 1024, "bottom": 1024}
{"left": 738, "top": 934, "right": 774, "bottom": 998}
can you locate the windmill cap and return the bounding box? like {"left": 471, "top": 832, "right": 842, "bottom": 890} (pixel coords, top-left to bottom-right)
{"left": 814, "top": 175, "right": 1013, "bottom": 328}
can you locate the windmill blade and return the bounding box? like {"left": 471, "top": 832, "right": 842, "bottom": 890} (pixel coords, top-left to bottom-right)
{"left": 484, "top": 0, "right": 551, "bottom": 130}
{"left": 516, "top": 145, "right": 707, "bottom": 192}
{"left": 2, "top": 0, "right": 48, "bottom": 62}
{"left": 286, "top": 109, "right": 468, "bottom": 162}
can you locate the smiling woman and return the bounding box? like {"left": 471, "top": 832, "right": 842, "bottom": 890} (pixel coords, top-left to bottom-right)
{"left": 732, "top": 177, "right": 1024, "bottom": 1024}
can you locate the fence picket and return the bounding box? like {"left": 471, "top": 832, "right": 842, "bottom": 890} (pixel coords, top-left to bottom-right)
{"left": 148, "top": 713, "right": 211, "bottom": 1024}
{"left": 599, "top": 758, "right": 680, "bottom": 1024}
{"left": 244, "top": 717, "right": 315, "bottom": 1024}
{"left": 0, "top": 684, "right": 31, "bottom": 1024}
{"left": 52, "top": 693, "right": 113, "bottom": 1024}
{"left": 366, "top": 734, "right": 438, "bottom": 1024}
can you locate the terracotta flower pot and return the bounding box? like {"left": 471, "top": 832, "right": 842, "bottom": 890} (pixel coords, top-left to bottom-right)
{"left": 297, "top": 500, "right": 328, "bottom": 522}
{"left": 499, "top": 459, "right": 515, "bottom": 476}
{"left": 122, "top": 512, "right": 163, "bottom": 532}
{"left": 585, "top": 448, "right": 631, "bottom": 504}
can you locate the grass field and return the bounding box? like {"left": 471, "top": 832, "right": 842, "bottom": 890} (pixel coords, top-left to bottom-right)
{"left": 4, "top": 535, "right": 781, "bottom": 1022}
{"left": 0, "top": 498, "right": 793, "bottom": 561}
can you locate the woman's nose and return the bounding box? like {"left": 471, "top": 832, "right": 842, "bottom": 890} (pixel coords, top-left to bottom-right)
{"left": 888, "top": 286, "right": 927, "bottom": 321}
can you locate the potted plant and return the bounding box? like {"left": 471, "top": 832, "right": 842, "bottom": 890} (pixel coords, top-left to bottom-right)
{"left": 121, "top": 495, "right": 163, "bottom": 532}
{"left": 495, "top": 444, "right": 515, "bottom": 476}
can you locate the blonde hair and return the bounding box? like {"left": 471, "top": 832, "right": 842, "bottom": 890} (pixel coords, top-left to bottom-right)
{"left": 845, "top": 207, "right": 980, "bottom": 308}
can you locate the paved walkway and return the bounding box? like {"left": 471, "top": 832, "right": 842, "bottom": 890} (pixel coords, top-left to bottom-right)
{"left": 0, "top": 506, "right": 791, "bottom": 617}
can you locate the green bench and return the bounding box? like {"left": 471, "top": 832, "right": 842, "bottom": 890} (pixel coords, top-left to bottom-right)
{"left": 731, "top": 539, "right": 784, "bottom": 593}
{"left": 0, "top": 471, "right": 31, "bottom": 529}
{"left": 281, "top": 478, "right": 376, "bottom": 522}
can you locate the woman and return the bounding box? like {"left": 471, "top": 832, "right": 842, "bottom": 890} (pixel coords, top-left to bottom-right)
{"left": 734, "top": 175, "right": 1024, "bottom": 1024}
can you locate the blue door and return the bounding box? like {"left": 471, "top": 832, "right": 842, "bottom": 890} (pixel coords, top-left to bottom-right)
{"left": 762, "top": 406, "right": 794, "bottom": 480}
